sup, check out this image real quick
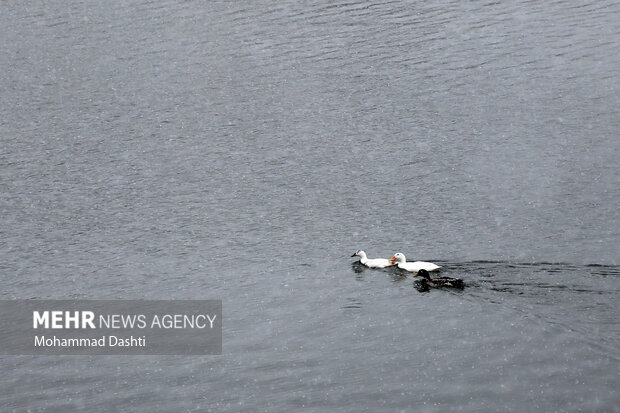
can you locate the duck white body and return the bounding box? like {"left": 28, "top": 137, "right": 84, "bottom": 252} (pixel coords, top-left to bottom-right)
{"left": 389, "top": 252, "right": 441, "bottom": 272}
{"left": 351, "top": 250, "right": 394, "bottom": 268}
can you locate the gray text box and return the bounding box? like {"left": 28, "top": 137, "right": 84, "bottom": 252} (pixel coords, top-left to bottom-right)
{"left": 0, "top": 300, "right": 222, "bottom": 355}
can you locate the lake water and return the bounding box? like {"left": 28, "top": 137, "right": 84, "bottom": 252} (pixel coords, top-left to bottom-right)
{"left": 1, "top": 0, "right": 619, "bottom": 411}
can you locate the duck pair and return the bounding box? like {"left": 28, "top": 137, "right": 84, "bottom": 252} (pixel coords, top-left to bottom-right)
{"left": 351, "top": 250, "right": 440, "bottom": 272}
{"left": 351, "top": 250, "right": 464, "bottom": 290}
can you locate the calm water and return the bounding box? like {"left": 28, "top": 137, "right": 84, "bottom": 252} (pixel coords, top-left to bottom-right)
{"left": 1, "top": 0, "right": 619, "bottom": 411}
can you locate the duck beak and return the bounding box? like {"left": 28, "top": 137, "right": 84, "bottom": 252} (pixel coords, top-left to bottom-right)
{"left": 413, "top": 272, "right": 420, "bottom": 277}
{"left": 388, "top": 256, "right": 396, "bottom": 263}
{"left": 351, "top": 253, "right": 357, "bottom": 257}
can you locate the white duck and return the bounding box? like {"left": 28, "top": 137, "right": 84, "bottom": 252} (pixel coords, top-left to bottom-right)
{"left": 388, "top": 252, "right": 441, "bottom": 272}
{"left": 351, "top": 250, "right": 394, "bottom": 268}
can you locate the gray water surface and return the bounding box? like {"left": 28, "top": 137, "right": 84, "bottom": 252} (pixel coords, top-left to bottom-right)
{"left": 1, "top": 0, "right": 619, "bottom": 411}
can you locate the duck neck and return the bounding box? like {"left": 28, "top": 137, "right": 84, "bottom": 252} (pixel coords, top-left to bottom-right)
{"left": 358, "top": 251, "right": 368, "bottom": 262}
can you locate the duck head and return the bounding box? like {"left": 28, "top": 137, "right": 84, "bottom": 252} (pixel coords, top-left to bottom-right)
{"left": 351, "top": 250, "right": 365, "bottom": 258}
{"left": 388, "top": 252, "right": 406, "bottom": 264}
{"left": 413, "top": 269, "right": 431, "bottom": 280}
